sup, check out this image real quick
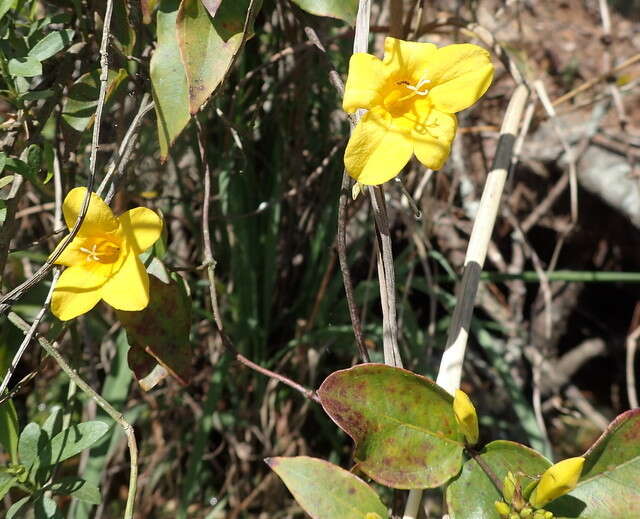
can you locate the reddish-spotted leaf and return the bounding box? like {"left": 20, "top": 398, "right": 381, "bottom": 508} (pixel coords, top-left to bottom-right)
{"left": 318, "top": 363, "right": 465, "bottom": 489}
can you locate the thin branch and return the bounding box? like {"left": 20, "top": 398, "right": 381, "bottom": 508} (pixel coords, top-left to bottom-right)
{"left": 370, "top": 185, "right": 402, "bottom": 368}
{"left": 626, "top": 325, "right": 640, "bottom": 409}
{"left": 7, "top": 311, "right": 138, "bottom": 519}
{"left": 195, "top": 118, "right": 320, "bottom": 403}
{"left": 0, "top": 270, "right": 59, "bottom": 395}
{"left": 552, "top": 52, "right": 640, "bottom": 107}
{"left": 0, "top": 0, "right": 115, "bottom": 313}
{"left": 97, "top": 94, "right": 155, "bottom": 202}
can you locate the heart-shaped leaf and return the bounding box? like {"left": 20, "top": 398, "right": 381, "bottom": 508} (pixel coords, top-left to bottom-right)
{"left": 548, "top": 408, "right": 640, "bottom": 518}
{"left": 266, "top": 456, "right": 388, "bottom": 519}
{"left": 176, "top": 0, "right": 262, "bottom": 114}
{"left": 446, "top": 440, "right": 551, "bottom": 519}
{"left": 318, "top": 363, "right": 464, "bottom": 489}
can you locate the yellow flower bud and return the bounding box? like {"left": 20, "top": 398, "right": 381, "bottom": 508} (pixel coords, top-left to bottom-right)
{"left": 530, "top": 457, "right": 584, "bottom": 508}
{"left": 453, "top": 389, "right": 479, "bottom": 445}
{"left": 365, "top": 514, "right": 382, "bottom": 519}
{"left": 502, "top": 471, "right": 517, "bottom": 502}
{"left": 494, "top": 500, "right": 511, "bottom": 517}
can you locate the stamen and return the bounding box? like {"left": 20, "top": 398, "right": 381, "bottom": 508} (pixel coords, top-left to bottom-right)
{"left": 80, "top": 244, "right": 102, "bottom": 262}
{"left": 396, "top": 73, "right": 431, "bottom": 102}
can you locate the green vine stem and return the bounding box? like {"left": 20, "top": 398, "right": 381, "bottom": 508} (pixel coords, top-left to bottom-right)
{"left": 7, "top": 311, "right": 139, "bottom": 519}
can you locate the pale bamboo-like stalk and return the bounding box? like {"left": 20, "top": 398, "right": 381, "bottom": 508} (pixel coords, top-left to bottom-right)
{"left": 403, "top": 85, "right": 529, "bottom": 519}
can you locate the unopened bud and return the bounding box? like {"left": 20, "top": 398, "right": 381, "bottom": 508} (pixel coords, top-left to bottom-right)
{"left": 530, "top": 457, "right": 584, "bottom": 508}
{"left": 494, "top": 501, "right": 510, "bottom": 517}
{"left": 502, "top": 472, "right": 517, "bottom": 502}
{"left": 520, "top": 507, "right": 533, "bottom": 518}
{"left": 453, "top": 389, "right": 479, "bottom": 445}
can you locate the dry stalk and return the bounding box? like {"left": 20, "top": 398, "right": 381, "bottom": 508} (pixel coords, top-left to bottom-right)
{"left": 403, "top": 85, "right": 529, "bottom": 519}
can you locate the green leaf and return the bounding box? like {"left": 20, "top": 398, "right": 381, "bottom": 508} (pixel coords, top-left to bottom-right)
{"left": 266, "top": 456, "right": 388, "bottom": 519}
{"left": 176, "top": 0, "right": 262, "bottom": 114}
{"left": 49, "top": 477, "right": 101, "bottom": 504}
{"left": 61, "top": 68, "right": 128, "bottom": 150}
{"left": 7, "top": 56, "right": 42, "bottom": 77}
{"left": 290, "top": 0, "right": 357, "bottom": 24}
{"left": 7, "top": 495, "right": 31, "bottom": 519}
{"left": 548, "top": 409, "right": 640, "bottom": 518}
{"left": 116, "top": 273, "right": 193, "bottom": 388}
{"left": 150, "top": 0, "right": 191, "bottom": 161}
{"left": 1, "top": 156, "right": 29, "bottom": 177}
{"left": 0, "top": 0, "right": 17, "bottom": 22}
{"left": 19, "top": 89, "right": 55, "bottom": 102}
{"left": 318, "top": 363, "right": 465, "bottom": 489}
{"left": 0, "top": 174, "right": 14, "bottom": 189}
{"left": 0, "top": 397, "right": 19, "bottom": 463}
{"left": 41, "top": 406, "right": 63, "bottom": 440}
{"left": 28, "top": 30, "right": 75, "bottom": 61}
{"left": 111, "top": 0, "right": 136, "bottom": 55}
{"left": 446, "top": 440, "right": 551, "bottom": 519}
{"left": 34, "top": 494, "right": 63, "bottom": 519}
{"left": 0, "top": 473, "right": 19, "bottom": 501}
{"left": 38, "top": 421, "right": 109, "bottom": 467}
{"left": 19, "top": 422, "right": 43, "bottom": 469}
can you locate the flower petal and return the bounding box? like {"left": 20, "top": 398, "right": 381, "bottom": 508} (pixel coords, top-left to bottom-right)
{"left": 383, "top": 37, "right": 437, "bottom": 81}
{"left": 413, "top": 109, "right": 457, "bottom": 170}
{"left": 100, "top": 251, "right": 150, "bottom": 311}
{"left": 51, "top": 236, "right": 88, "bottom": 267}
{"left": 426, "top": 44, "right": 493, "bottom": 113}
{"left": 344, "top": 107, "right": 414, "bottom": 185}
{"left": 343, "top": 53, "right": 389, "bottom": 113}
{"left": 63, "top": 187, "right": 119, "bottom": 235}
{"left": 51, "top": 265, "right": 105, "bottom": 320}
{"left": 118, "top": 207, "right": 162, "bottom": 254}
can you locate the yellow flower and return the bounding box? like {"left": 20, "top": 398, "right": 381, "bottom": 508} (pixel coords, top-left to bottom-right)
{"left": 51, "top": 187, "right": 162, "bottom": 321}
{"left": 343, "top": 37, "right": 494, "bottom": 185}
{"left": 529, "top": 457, "right": 585, "bottom": 508}
{"left": 453, "top": 388, "right": 479, "bottom": 445}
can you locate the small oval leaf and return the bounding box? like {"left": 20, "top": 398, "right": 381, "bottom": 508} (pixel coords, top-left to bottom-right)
{"left": 318, "top": 363, "right": 465, "bottom": 489}
{"left": 266, "top": 456, "right": 388, "bottom": 519}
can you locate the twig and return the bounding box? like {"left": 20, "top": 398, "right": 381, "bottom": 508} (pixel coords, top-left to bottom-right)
{"left": 97, "top": 94, "right": 155, "bottom": 202}
{"left": 194, "top": 118, "right": 321, "bottom": 403}
{"left": 332, "top": 0, "right": 373, "bottom": 363}
{"left": 0, "top": 270, "right": 59, "bottom": 395}
{"left": 0, "top": 0, "right": 115, "bottom": 313}
{"left": 370, "top": 185, "right": 403, "bottom": 368}
{"left": 533, "top": 80, "right": 578, "bottom": 224}
{"left": 7, "top": 311, "right": 139, "bottom": 519}
{"left": 552, "top": 52, "right": 640, "bottom": 107}
{"left": 626, "top": 325, "right": 640, "bottom": 409}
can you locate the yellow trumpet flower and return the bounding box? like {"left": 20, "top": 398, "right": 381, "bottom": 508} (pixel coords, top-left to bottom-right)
{"left": 51, "top": 187, "right": 162, "bottom": 320}
{"left": 342, "top": 37, "right": 493, "bottom": 185}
